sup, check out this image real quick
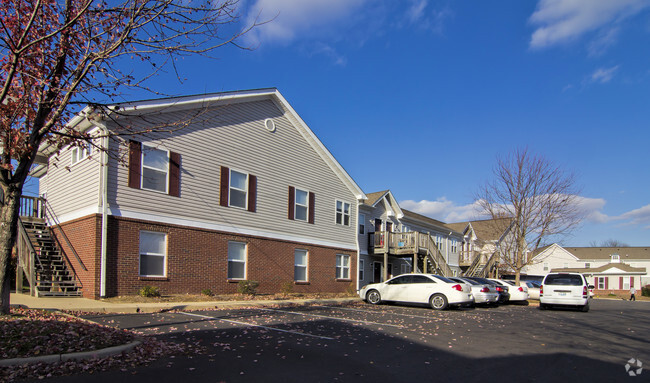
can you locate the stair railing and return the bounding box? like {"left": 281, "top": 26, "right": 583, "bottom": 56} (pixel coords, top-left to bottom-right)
{"left": 463, "top": 251, "right": 483, "bottom": 277}
{"left": 478, "top": 250, "right": 499, "bottom": 278}
{"left": 42, "top": 198, "right": 87, "bottom": 273}
{"left": 417, "top": 233, "right": 453, "bottom": 277}
{"left": 17, "top": 217, "right": 44, "bottom": 296}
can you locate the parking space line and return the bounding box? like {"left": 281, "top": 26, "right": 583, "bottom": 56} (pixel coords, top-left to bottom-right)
{"left": 256, "top": 308, "right": 405, "bottom": 328}
{"left": 318, "top": 305, "right": 444, "bottom": 321}
{"left": 178, "top": 312, "right": 334, "bottom": 340}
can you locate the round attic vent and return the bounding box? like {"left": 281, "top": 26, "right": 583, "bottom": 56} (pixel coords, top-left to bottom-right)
{"left": 264, "top": 118, "right": 276, "bottom": 132}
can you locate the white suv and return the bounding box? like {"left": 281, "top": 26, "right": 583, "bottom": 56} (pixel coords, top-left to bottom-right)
{"left": 540, "top": 272, "right": 592, "bottom": 312}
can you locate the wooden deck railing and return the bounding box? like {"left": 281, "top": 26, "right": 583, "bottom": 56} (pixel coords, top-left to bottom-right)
{"left": 370, "top": 231, "right": 453, "bottom": 277}
{"left": 19, "top": 196, "right": 45, "bottom": 219}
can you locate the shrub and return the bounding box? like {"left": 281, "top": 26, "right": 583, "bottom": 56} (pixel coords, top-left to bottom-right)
{"left": 280, "top": 281, "right": 294, "bottom": 296}
{"left": 237, "top": 280, "right": 259, "bottom": 295}
{"left": 138, "top": 285, "right": 160, "bottom": 298}
{"left": 201, "top": 288, "right": 213, "bottom": 297}
{"left": 642, "top": 285, "right": 650, "bottom": 297}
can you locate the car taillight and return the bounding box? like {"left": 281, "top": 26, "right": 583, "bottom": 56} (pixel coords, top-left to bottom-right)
{"left": 480, "top": 287, "right": 489, "bottom": 293}
{"left": 540, "top": 285, "right": 543, "bottom": 296}
{"left": 452, "top": 284, "right": 463, "bottom": 291}
{"left": 583, "top": 286, "right": 588, "bottom": 298}
{"left": 518, "top": 287, "right": 524, "bottom": 292}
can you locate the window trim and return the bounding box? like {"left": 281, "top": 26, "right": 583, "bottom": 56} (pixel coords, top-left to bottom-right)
{"left": 138, "top": 231, "right": 167, "bottom": 278}
{"left": 336, "top": 254, "right": 351, "bottom": 280}
{"left": 294, "top": 249, "right": 309, "bottom": 282}
{"left": 335, "top": 200, "right": 351, "bottom": 226}
{"left": 228, "top": 169, "right": 249, "bottom": 210}
{"left": 294, "top": 188, "right": 310, "bottom": 221}
{"left": 70, "top": 141, "right": 92, "bottom": 166}
{"left": 359, "top": 214, "right": 366, "bottom": 235}
{"left": 359, "top": 258, "right": 365, "bottom": 281}
{"left": 141, "top": 144, "right": 170, "bottom": 194}
{"left": 227, "top": 241, "right": 247, "bottom": 280}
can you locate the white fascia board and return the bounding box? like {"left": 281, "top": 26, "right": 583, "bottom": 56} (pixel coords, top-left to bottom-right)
{"left": 110, "top": 208, "right": 357, "bottom": 251}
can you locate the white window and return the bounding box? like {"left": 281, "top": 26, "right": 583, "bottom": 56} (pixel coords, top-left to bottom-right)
{"left": 359, "top": 259, "right": 365, "bottom": 281}
{"left": 336, "top": 200, "right": 350, "bottom": 226}
{"left": 71, "top": 141, "right": 92, "bottom": 165}
{"left": 336, "top": 254, "right": 350, "bottom": 279}
{"left": 228, "top": 241, "right": 247, "bottom": 279}
{"left": 543, "top": 263, "right": 549, "bottom": 271}
{"left": 139, "top": 231, "right": 167, "bottom": 277}
{"left": 436, "top": 235, "right": 443, "bottom": 250}
{"left": 401, "top": 225, "right": 409, "bottom": 233}
{"left": 294, "top": 249, "right": 308, "bottom": 282}
{"left": 294, "top": 189, "right": 309, "bottom": 221}
{"left": 229, "top": 170, "right": 248, "bottom": 209}
{"left": 451, "top": 239, "right": 458, "bottom": 253}
{"left": 623, "top": 277, "right": 631, "bottom": 290}
{"left": 359, "top": 214, "right": 365, "bottom": 235}
{"left": 585, "top": 263, "right": 590, "bottom": 268}
{"left": 597, "top": 277, "right": 605, "bottom": 289}
{"left": 142, "top": 145, "right": 169, "bottom": 193}
{"left": 611, "top": 254, "right": 620, "bottom": 263}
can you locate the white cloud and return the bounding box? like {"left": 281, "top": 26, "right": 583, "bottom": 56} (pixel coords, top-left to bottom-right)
{"left": 572, "top": 196, "right": 608, "bottom": 223}
{"left": 399, "top": 197, "right": 483, "bottom": 223}
{"left": 618, "top": 204, "right": 650, "bottom": 228}
{"left": 529, "top": 0, "right": 649, "bottom": 49}
{"left": 589, "top": 65, "right": 620, "bottom": 83}
{"left": 403, "top": 0, "right": 453, "bottom": 34}
{"left": 244, "top": 0, "right": 369, "bottom": 45}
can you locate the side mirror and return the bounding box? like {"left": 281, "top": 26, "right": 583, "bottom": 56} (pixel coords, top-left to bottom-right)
{"left": 588, "top": 285, "right": 594, "bottom": 289}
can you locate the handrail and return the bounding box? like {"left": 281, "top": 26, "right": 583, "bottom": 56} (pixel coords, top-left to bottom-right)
{"left": 479, "top": 251, "right": 499, "bottom": 278}
{"left": 464, "top": 251, "right": 483, "bottom": 277}
{"left": 19, "top": 196, "right": 45, "bottom": 218}
{"left": 17, "top": 217, "right": 44, "bottom": 296}
{"left": 42, "top": 199, "right": 87, "bottom": 272}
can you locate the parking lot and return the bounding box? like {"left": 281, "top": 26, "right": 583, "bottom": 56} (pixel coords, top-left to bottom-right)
{"left": 48, "top": 299, "right": 648, "bottom": 382}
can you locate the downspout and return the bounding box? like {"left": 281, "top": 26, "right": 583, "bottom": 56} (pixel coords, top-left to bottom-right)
{"left": 355, "top": 200, "right": 360, "bottom": 292}
{"left": 96, "top": 124, "right": 109, "bottom": 298}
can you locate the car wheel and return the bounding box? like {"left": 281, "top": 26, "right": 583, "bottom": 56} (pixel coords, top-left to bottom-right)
{"left": 580, "top": 304, "right": 589, "bottom": 312}
{"left": 429, "top": 293, "right": 448, "bottom": 310}
{"left": 366, "top": 290, "right": 382, "bottom": 305}
{"left": 539, "top": 303, "right": 547, "bottom": 310}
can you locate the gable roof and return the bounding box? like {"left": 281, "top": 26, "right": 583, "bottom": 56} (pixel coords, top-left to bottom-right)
{"left": 401, "top": 209, "right": 461, "bottom": 235}
{"left": 33, "top": 88, "right": 367, "bottom": 200}
{"left": 447, "top": 218, "right": 512, "bottom": 241}
{"left": 551, "top": 262, "right": 646, "bottom": 275}
{"left": 562, "top": 247, "right": 650, "bottom": 261}
{"left": 361, "top": 190, "right": 404, "bottom": 218}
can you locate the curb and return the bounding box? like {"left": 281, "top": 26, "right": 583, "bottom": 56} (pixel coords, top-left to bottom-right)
{"left": 0, "top": 340, "right": 141, "bottom": 367}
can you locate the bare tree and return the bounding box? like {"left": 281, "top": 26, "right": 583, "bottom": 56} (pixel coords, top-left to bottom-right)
{"left": 589, "top": 239, "right": 630, "bottom": 247}
{"left": 475, "top": 148, "right": 584, "bottom": 285}
{"left": 0, "top": 0, "right": 262, "bottom": 314}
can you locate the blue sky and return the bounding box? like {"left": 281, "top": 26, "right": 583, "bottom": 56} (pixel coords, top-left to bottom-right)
{"left": 29, "top": 0, "right": 650, "bottom": 246}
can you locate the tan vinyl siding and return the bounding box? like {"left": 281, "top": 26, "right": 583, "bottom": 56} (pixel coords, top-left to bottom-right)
{"left": 107, "top": 99, "right": 357, "bottom": 248}
{"left": 43, "top": 144, "right": 100, "bottom": 219}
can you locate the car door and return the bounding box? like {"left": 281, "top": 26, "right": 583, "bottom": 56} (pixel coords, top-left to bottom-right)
{"left": 407, "top": 275, "right": 438, "bottom": 303}
{"left": 382, "top": 275, "right": 412, "bottom": 302}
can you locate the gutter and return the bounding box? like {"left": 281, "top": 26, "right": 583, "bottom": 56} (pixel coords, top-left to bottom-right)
{"left": 94, "top": 122, "right": 109, "bottom": 298}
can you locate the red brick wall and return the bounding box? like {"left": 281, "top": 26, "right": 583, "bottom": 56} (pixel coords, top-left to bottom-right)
{"left": 54, "top": 215, "right": 101, "bottom": 299}
{"left": 103, "top": 216, "right": 356, "bottom": 297}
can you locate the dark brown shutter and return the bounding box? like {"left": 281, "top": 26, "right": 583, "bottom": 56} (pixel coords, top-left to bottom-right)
{"left": 604, "top": 278, "right": 608, "bottom": 289}
{"left": 288, "top": 186, "right": 295, "bottom": 220}
{"left": 630, "top": 277, "right": 634, "bottom": 288}
{"left": 220, "top": 166, "right": 229, "bottom": 207}
{"left": 128, "top": 140, "right": 141, "bottom": 189}
{"left": 169, "top": 151, "right": 180, "bottom": 197}
{"left": 308, "top": 192, "right": 315, "bottom": 224}
{"left": 594, "top": 277, "right": 598, "bottom": 289}
{"left": 619, "top": 277, "right": 624, "bottom": 290}
{"left": 248, "top": 175, "right": 257, "bottom": 212}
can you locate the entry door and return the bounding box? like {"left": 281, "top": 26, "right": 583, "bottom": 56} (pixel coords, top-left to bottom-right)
{"left": 386, "top": 221, "right": 393, "bottom": 232}
{"left": 374, "top": 219, "right": 382, "bottom": 232}
{"left": 373, "top": 262, "right": 383, "bottom": 282}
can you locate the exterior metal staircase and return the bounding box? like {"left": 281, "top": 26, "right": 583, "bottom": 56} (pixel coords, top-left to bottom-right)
{"left": 15, "top": 196, "right": 84, "bottom": 297}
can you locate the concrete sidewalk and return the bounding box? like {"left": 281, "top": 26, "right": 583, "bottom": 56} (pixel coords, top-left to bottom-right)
{"left": 9, "top": 293, "right": 360, "bottom": 313}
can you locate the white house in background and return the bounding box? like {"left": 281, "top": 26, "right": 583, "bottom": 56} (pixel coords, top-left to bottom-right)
{"left": 357, "top": 190, "right": 463, "bottom": 288}
{"left": 524, "top": 244, "right": 650, "bottom": 291}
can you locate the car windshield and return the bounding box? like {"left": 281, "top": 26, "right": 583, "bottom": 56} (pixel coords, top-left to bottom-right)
{"left": 544, "top": 274, "right": 583, "bottom": 286}
{"left": 460, "top": 278, "right": 480, "bottom": 285}
{"left": 470, "top": 277, "right": 491, "bottom": 284}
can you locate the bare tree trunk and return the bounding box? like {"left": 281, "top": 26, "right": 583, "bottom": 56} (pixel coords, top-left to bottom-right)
{"left": 0, "top": 188, "right": 22, "bottom": 314}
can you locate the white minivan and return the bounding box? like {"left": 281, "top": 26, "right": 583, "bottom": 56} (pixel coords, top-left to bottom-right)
{"left": 540, "top": 272, "right": 592, "bottom": 312}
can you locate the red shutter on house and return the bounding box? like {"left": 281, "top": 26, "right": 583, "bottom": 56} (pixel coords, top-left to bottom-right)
{"left": 128, "top": 140, "right": 142, "bottom": 189}
{"left": 220, "top": 166, "right": 229, "bottom": 207}
{"left": 169, "top": 151, "right": 180, "bottom": 197}
{"left": 248, "top": 175, "right": 257, "bottom": 212}
{"left": 308, "top": 192, "right": 315, "bottom": 224}
{"left": 630, "top": 277, "right": 634, "bottom": 288}
{"left": 288, "top": 186, "right": 295, "bottom": 220}
{"left": 605, "top": 277, "right": 608, "bottom": 289}
{"left": 620, "top": 277, "right": 624, "bottom": 289}
{"left": 594, "top": 277, "right": 598, "bottom": 289}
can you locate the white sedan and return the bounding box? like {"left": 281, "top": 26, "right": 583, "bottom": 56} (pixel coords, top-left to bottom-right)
{"left": 359, "top": 274, "right": 474, "bottom": 310}
{"left": 490, "top": 279, "right": 529, "bottom": 302}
